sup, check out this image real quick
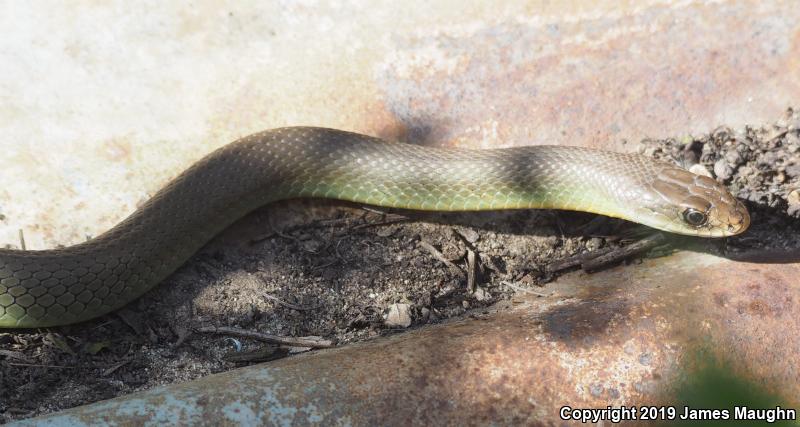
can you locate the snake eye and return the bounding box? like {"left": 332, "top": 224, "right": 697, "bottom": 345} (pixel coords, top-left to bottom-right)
{"left": 682, "top": 208, "right": 708, "bottom": 227}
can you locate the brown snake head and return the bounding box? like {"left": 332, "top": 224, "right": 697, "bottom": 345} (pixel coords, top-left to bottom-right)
{"left": 637, "top": 167, "right": 750, "bottom": 237}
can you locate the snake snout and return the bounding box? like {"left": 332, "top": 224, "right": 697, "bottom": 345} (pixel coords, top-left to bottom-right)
{"left": 723, "top": 199, "right": 750, "bottom": 235}
{"left": 651, "top": 167, "right": 750, "bottom": 237}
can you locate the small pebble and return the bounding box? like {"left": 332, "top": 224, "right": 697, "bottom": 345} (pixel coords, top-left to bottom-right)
{"left": 723, "top": 149, "right": 743, "bottom": 166}
{"left": 456, "top": 228, "right": 480, "bottom": 243}
{"left": 689, "top": 164, "right": 713, "bottom": 178}
{"left": 472, "top": 287, "right": 489, "bottom": 301}
{"left": 585, "top": 237, "right": 604, "bottom": 251}
{"left": 785, "top": 132, "right": 799, "bottom": 146}
{"left": 788, "top": 190, "right": 800, "bottom": 217}
{"left": 642, "top": 146, "right": 659, "bottom": 157}
{"left": 441, "top": 242, "right": 466, "bottom": 261}
{"left": 384, "top": 303, "right": 412, "bottom": 328}
{"left": 302, "top": 239, "right": 324, "bottom": 253}
{"left": 759, "top": 151, "right": 779, "bottom": 166}
{"left": 734, "top": 128, "right": 748, "bottom": 140}
{"left": 785, "top": 164, "right": 800, "bottom": 178}
{"left": 713, "top": 158, "right": 733, "bottom": 181}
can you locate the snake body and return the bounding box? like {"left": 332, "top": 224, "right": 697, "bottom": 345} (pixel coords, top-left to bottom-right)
{"left": 0, "top": 127, "right": 748, "bottom": 327}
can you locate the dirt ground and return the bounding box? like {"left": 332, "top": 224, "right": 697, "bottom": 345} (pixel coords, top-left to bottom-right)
{"left": 1, "top": 109, "right": 799, "bottom": 423}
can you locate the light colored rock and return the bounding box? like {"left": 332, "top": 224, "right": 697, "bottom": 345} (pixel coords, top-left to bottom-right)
{"left": 788, "top": 189, "right": 800, "bottom": 206}
{"left": 724, "top": 150, "right": 743, "bottom": 166}
{"left": 586, "top": 237, "right": 604, "bottom": 251}
{"left": 456, "top": 228, "right": 480, "bottom": 243}
{"left": 473, "top": 287, "right": 490, "bottom": 301}
{"left": 713, "top": 158, "right": 733, "bottom": 180}
{"left": 785, "top": 131, "right": 799, "bottom": 146}
{"left": 689, "top": 164, "right": 713, "bottom": 178}
{"left": 384, "top": 303, "right": 412, "bottom": 328}
{"left": 787, "top": 189, "right": 800, "bottom": 216}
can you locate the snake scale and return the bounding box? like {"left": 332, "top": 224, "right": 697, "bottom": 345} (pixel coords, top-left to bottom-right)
{"left": 0, "top": 127, "right": 749, "bottom": 327}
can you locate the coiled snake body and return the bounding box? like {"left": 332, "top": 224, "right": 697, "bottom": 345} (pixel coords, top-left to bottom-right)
{"left": 0, "top": 127, "right": 749, "bottom": 327}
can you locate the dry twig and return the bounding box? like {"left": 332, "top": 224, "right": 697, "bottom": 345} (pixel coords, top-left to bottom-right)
{"left": 582, "top": 233, "right": 665, "bottom": 272}
{"left": 545, "top": 246, "right": 615, "bottom": 273}
{"left": 195, "top": 326, "right": 334, "bottom": 348}
{"left": 466, "top": 249, "right": 477, "bottom": 292}
{"left": 545, "top": 233, "right": 666, "bottom": 274}
{"left": 418, "top": 240, "right": 466, "bottom": 280}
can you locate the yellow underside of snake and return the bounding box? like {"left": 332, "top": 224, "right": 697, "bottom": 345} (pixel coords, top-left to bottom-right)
{"left": 0, "top": 127, "right": 749, "bottom": 327}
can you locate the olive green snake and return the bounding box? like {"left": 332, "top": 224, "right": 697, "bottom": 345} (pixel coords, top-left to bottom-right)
{"left": 0, "top": 127, "right": 749, "bottom": 328}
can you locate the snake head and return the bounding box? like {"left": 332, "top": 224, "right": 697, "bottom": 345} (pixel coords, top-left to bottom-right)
{"left": 638, "top": 167, "right": 750, "bottom": 237}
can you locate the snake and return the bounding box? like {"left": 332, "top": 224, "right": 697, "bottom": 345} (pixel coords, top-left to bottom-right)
{"left": 0, "top": 127, "right": 749, "bottom": 328}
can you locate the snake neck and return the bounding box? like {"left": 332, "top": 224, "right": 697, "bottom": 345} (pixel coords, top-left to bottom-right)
{"left": 261, "top": 129, "right": 658, "bottom": 221}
